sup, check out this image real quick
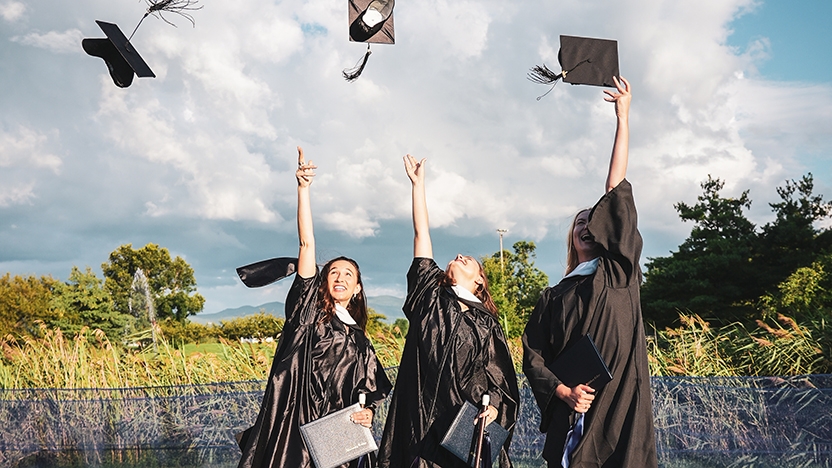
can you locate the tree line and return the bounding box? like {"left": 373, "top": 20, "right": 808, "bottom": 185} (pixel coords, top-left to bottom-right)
{"left": 0, "top": 243, "right": 205, "bottom": 341}
{"left": 641, "top": 173, "right": 832, "bottom": 329}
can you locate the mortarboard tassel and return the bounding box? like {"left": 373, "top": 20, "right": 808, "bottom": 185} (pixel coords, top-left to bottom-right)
{"left": 343, "top": 44, "right": 372, "bottom": 82}
{"left": 528, "top": 64, "right": 564, "bottom": 101}
{"left": 129, "top": 0, "right": 202, "bottom": 40}
{"left": 528, "top": 59, "right": 591, "bottom": 100}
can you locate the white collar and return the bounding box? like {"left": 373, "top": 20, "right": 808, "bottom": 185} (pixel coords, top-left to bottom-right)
{"left": 334, "top": 304, "right": 357, "bottom": 325}
{"left": 451, "top": 284, "right": 481, "bottom": 303}
{"left": 564, "top": 257, "right": 600, "bottom": 279}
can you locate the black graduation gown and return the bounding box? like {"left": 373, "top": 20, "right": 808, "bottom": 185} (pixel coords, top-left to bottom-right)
{"left": 377, "top": 258, "right": 520, "bottom": 468}
{"left": 522, "top": 180, "right": 658, "bottom": 468}
{"left": 238, "top": 270, "right": 393, "bottom": 468}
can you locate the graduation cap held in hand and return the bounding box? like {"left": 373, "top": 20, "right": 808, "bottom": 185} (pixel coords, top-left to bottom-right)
{"left": 236, "top": 257, "right": 298, "bottom": 288}
{"left": 82, "top": 0, "right": 202, "bottom": 88}
{"left": 528, "top": 35, "right": 620, "bottom": 100}
{"left": 343, "top": 0, "right": 395, "bottom": 81}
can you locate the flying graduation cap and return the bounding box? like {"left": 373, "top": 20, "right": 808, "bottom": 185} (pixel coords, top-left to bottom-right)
{"left": 82, "top": 0, "right": 202, "bottom": 88}
{"left": 236, "top": 257, "right": 299, "bottom": 288}
{"left": 528, "top": 35, "right": 620, "bottom": 100}
{"left": 343, "top": 0, "right": 395, "bottom": 81}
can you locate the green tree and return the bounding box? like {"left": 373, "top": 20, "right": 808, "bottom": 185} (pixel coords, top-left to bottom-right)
{"left": 0, "top": 273, "right": 61, "bottom": 337}
{"left": 392, "top": 318, "right": 409, "bottom": 337}
{"left": 755, "top": 173, "right": 832, "bottom": 290}
{"left": 758, "top": 253, "right": 832, "bottom": 323}
{"left": 482, "top": 240, "right": 549, "bottom": 338}
{"left": 51, "top": 267, "right": 130, "bottom": 338}
{"left": 642, "top": 176, "right": 758, "bottom": 325}
{"left": 101, "top": 243, "right": 205, "bottom": 322}
{"left": 365, "top": 308, "right": 389, "bottom": 337}
{"left": 219, "top": 312, "right": 284, "bottom": 341}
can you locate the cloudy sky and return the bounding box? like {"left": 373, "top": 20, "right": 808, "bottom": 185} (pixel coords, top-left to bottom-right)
{"left": 1, "top": 0, "right": 831, "bottom": 315}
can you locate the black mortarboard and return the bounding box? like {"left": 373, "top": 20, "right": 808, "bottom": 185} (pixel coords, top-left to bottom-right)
{"left": 528, "top": 35, "right": 620, "bottom": 99}
{"left": 343, "top": 0, "right": 395, "bottom": 81}
{"left": 82, "top": 21, "right": 155, "bottom": 88}
{"left": 236, "top": 257, "right": 298, "bottom": 288}
{"left": 82, "top": 0, "right": 201, "bottom": 88}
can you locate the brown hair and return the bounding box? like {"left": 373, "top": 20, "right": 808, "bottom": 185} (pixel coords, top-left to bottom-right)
{"left": 439, "top": 258, "right": 499, "bottom": 316}
{"left": 565, "top": 208, "right": 591, "bottom": 276}
{"left": 316, "top": 256, "right": 368, "bottom": 331}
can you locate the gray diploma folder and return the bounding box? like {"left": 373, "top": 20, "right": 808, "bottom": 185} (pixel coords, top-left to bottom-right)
{"left": 299, "top": 403, "right": 377, "bottom": 468}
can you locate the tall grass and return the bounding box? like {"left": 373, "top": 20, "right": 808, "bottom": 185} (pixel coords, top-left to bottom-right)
{"left": 648, "top": 313, "right": 829, "bottom": 376}
{"left": 2, "top": 310, "right": 829, "bottom": 391}
{"left": 0, "top": 322, "right": 275, "bottom": 390}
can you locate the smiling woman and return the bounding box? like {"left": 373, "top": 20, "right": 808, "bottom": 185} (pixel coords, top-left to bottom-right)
{"left": 236, "top": 147, "right": 392, "bottom": 468}
{"left": 376, "top": 155, "right": 519, "bottom": 468}
{"left": 522, "top": 78, "right": 658, "bottom": 468}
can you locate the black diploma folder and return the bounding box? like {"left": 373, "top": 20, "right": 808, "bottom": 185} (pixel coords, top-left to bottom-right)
{"left": 550, "top": 334, "right": 612, "bottom": 389}
{"left": 299, "top": 403, "right": 377, "bottom": 468}
{"left": 440, "top": 400, "right": 509, "bottom": 466}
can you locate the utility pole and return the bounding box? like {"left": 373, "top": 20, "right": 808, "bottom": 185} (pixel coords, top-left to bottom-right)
{"left": 497, "top": 229, "right": 507, "bottom": 273}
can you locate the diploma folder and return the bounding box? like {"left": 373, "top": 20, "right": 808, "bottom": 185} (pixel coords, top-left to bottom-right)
{"left": 440, "top": 401, "right": 508, "bottom": 466}
{"left": 299, "top": 403, "right": 377, "bottom": 468}
{"left": 550, "top": 334, "right": 612, "bottom": 389}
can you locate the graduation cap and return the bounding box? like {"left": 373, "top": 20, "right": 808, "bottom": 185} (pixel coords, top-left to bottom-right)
{"left": 236, "top": 257, "right": 298, "bottom": 288}
{"left": 528, "top": 35, "right": 620, "bottom": 100}
{"left": 343, "top": 0, "right": 395, "bottom": 81}
{"left": 82, "top": 0, "right": 202, "bottom": 88}
{"left": 82, "top": 21, "right": 155, "bottom": 88}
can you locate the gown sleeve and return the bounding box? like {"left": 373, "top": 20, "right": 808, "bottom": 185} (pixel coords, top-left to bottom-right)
{"left": 521, "top": 289, "right": 563, "bottom": 431}
{"left": 587, "top": 179, "right": 643, "bottom": 287}
{"left": 360, "top": 351, "right": 393, "bottom": 413}
{"left": 485, "top": 324, "right": 520, "bottom": 431}
{"left": 403, "top": 257, "right": 444, "bottom": 321}
{"left": 283, "top": 269, "right": 321, "bottom": 328}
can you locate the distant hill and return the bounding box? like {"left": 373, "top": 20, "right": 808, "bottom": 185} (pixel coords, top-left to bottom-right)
{"left": 367, "top": 295, "right": 406, "bottom": 322}
{"left": 190, "top": 301, "right": 284, "bottom": 325}
{"left": 191, "top": 295, "right": 405, "bottom": 325}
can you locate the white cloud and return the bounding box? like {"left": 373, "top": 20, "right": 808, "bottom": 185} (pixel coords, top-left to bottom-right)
{"left": 0, "top": 127, "right": 58, "bottom": 208}
{"left": 12, "top": 29, "right": 84, "bottom": 54}
{"left": 4, "top": 0, "right": 832, "bottom": 311}
{"left": 0, "top": 183, "right": 35, "bottom": 207}
{"left": 0, "top": 1, "right": 24, "bottom": 22}
{"left": 0, "top": 126, "right": 61, "bottom": 171}
{"left": 403, "top": 0, "right": 493, "bottom": 58}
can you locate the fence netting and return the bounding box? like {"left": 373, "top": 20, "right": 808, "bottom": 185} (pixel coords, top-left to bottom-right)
{"left": 2, "top": 373, "right": 831, "bottom": 468}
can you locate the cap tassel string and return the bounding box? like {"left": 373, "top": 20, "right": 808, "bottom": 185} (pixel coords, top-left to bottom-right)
{"left": 129, "top": 0, "right": 202, "bottom": 41}
{"left": 527, "top": 59, "right": 591, "bottom": 101}
{"left": 343, "top": 44, "right": 372, "bottom": 82}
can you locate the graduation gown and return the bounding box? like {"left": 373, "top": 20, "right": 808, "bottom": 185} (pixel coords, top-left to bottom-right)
{"left": 238, "top": 270, "right": 393, "bottom": 468}
{"left": 522, "top": 180, "right": 658, "bottom": 468}
{"left": 378, "top": 258, "right": 520, "bottom": 468}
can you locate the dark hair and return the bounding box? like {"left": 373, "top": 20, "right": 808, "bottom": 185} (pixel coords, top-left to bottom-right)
{"left": 439, "top": 258, "right": 499, "bottom": 316}
{"left": 316, "top": 256, "right": 368, "bottom": 331}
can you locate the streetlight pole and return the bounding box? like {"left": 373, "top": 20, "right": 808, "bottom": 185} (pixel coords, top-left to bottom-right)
{"left": 497, "top": 229, "right": 507, "bottom": 273}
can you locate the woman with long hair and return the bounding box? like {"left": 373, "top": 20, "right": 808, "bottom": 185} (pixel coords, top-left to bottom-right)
{"left": 237, "top": 147, "right": 392, "bottom": 468}
{"left": 522, "top": 77, "right": 658, "bottom": 468}
{"left": 377, "top": 155, "right": 520, "bottom": 468}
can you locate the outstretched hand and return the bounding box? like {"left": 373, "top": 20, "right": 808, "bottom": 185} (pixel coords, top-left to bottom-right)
{"left": 604, "top": 76, "right": 631, "bottom": 120}
{"left": 296, "top": 146, "right": 317, "bottom": 188}
{"left": 403, "top": 154, "right": 426, "bottom": 185}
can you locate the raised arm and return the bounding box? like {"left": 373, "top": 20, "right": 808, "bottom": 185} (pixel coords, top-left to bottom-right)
{"left": 404, "top": 154, "right": 432, "bottom": 259}
{"left": 604, "top": 76, "right": 631, "bottom": 193}
{"left": 296, "top": 146, "right": 318, "bottom": 278}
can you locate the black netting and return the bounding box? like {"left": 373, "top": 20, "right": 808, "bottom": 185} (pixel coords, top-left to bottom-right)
{"left": 2, "top": 374, "right": 831, "bottom": 468}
